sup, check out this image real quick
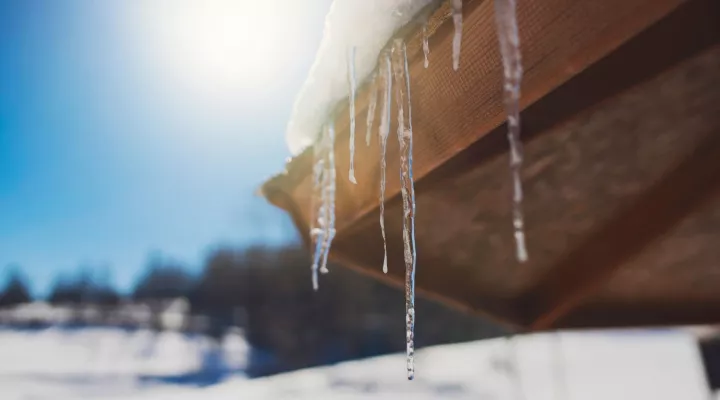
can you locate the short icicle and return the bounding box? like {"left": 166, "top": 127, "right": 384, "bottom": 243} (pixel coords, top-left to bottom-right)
{"left": 392, "top": 38, "right": 417, "bottom": 381}
{"left": 366, "top": 73, "right": 379, "bottom": 147}
{"left": 378, "top": 52, "right": 393, "bottom": 275}
{"left": 451, "top": 0, "right": 463, "bottom": 71}
{"left": 422, "top": 22, "right": 430, "bottom": 68}
{"left": 310, "top": 141, "right": 326, "bottom": 291}
{"left": 348, "top": 46, "right": 358, "bottom": 184}
{"left": 319, "top": 122, "right": 337, "bottom": 275}
{"left": 494, "top": 0, "right": 528, "bottom": 262}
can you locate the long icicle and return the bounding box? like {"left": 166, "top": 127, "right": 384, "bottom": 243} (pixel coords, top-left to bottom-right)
{"left": 403, "top": 40, "right": 417, "bottom": 383}
{"left": 348, "top": 46, "right": 358, "bottom": 184}
{"left": 393, "top": 38, "right": 417, "bottom": 381}
{"left": 494, "top": 0, "right": 528, "bottom": 262}
{"left": 452, "top": 0, "right": 463, "bottom": 71}
{"left": 366, "top": 73, "right": 379, "bottom": 147}
{"left": 379, "top": 52, "right": 392, "bottom": 275}
{"left": 319, "top": 122, "right": 337, "bottom": 274}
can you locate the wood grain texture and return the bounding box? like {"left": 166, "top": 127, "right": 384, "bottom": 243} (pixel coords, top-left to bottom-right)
{"left": 266, "top": 0, "right": 687, "bottom": 235}
{"left": 262, "top": 0, "right": 720, "bottom": 329}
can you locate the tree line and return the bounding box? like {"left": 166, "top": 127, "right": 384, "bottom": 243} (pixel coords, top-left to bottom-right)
{"left": 0, "top": 244, "right": 506, "bottom": 376}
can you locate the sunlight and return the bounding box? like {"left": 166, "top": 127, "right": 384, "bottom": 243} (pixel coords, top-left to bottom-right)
{"left": 137, "top": 0, "right": 295, "bottom": 98}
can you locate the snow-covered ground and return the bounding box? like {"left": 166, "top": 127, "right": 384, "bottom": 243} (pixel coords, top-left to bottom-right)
{"left": 0, "top": 326, "right": 711, "bottom": 400}
{"left": 0, "top": 327, "right": 248, "bottom": 400}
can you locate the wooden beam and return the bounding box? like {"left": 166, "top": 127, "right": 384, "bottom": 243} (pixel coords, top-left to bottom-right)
{"left": 523, "top": 128, "right": 720, "bottom": 330}
{"left": 262, "top": 0, "right": 720, "bottom": 329}
{"left": 264, "top": 0, "right": 688, "bottom": 236}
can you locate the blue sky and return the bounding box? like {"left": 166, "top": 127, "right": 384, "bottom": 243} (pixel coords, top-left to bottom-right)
{"left": 0, "top": 0, "right": 331, "bottom": 295}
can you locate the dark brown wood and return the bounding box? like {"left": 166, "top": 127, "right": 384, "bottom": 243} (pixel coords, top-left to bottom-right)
{"left": 262, "top": 0, "right": 720, "bottom": 330}
{"left": 525, "top": 128, "right": 720, "bottom": 330}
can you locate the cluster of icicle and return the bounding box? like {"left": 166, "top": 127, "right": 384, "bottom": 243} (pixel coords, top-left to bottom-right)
{"left": 310, "top": 123, "right": 337, "bottom": 291}
{"left": 309, "top": 0, "right": 526, "bottom": 380}
{"left": 360, "top": 40, "right": 418, "bottom": 380}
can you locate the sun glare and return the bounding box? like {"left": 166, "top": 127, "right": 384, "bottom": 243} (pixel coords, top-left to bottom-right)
{"left": 138, "top": 0, "right": 294, "bottom": 98}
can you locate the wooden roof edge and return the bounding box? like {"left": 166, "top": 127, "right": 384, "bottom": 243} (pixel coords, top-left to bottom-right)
{"left": 258, "top": 0, "right": 720, "bottom": 331}
{"left": 259, "top": 0, "right": 702, "bottom": 267}
{"left": 259, "top": 151, "right": 311, "bottom": 204}
{"left": 259, "top": 164, "right": 317, "bottom": 266}
{"left": 261, "top": 0, "right": 712, "bottom": 249}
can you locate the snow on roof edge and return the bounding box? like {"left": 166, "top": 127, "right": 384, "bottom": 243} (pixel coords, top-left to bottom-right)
{"left": 285, "top": 0, "right": 438, "bottom": 156}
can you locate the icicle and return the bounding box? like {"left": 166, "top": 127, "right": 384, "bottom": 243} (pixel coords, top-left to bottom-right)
{"left": 403, "top": 43, "right": 413, "bottom": 132}
{"left": 310, "top": 141, "right": 325, "bottom": 291}
{"left": 310, "top": 124, "right": 336, "bottom": 289}
{"left": 451, "top": 0, "right": 463, "bottom": 71}
{"left": 348, "top": 46, "right": 358, "bottom": 184}
{"left": 494, "top": 0, "right": 527, "bottom": 262}
{"left": 392, "top": 39, "right": 417, "bottom": 381}
{"left": 378, "top": 52, "right": 392, "bottom": 275}
{"left": 309, "top": 122, "right": 337, "bottom": 289}
{"left": 422, "top": 22, "right": 430, "bottom": 68}
{"left": 365, "top": 73, "right": 378, "bottom": 147}
{"left": 318, "top": 122, "right": 337, "bottom": 274}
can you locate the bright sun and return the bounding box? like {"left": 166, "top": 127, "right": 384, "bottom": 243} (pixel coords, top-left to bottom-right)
{"left": 137, "top": 0, "right": 294, "bottom": 97}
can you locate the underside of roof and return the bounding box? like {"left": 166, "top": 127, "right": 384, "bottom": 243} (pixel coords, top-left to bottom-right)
{"left": 263, "top": 0, "right": 720, "bottom": 331}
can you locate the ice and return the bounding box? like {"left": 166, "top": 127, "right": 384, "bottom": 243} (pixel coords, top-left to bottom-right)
{"left": 310, "top": 140, "right": 327, "bottom": 290}
{"left": 452, "top": 0, "right": 463, "bottom": 71}
{"left": 494, "top": 0, "right": 528, "bottom": 262}
{"left": 422, "top": 22, "right": 430, "bottom": 68}
{"left": 365, "top": 73, "right": 378, "bottom": 146}
{"left": 392, "top": 38, "right": 418, "bottom": 380}
{"left": 319, "top": 123, "right": 337, "bottom": 275}
{"left": 379, "top": 52, "right": 392, "bottom": 275}
{"left": 310, "top": 123, "right": 338, "bottom": 289}
{"left": 348, "top": 46, "right": 358, "bottom": 184}
{"left": 286, "top": 0, "right": 435, "bottom": 156}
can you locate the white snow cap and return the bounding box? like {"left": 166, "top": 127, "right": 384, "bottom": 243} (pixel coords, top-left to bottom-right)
{"left": 286, "top": 0, "right": 435, "bottom": 155}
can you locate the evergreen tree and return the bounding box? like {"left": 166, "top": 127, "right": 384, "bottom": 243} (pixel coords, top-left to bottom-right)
{"left": 0, "top": 265, "right": 32, "bottom": 307}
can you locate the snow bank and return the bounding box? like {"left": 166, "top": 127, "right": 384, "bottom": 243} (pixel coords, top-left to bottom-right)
{"left": 0, "top": 328, "right": 207, "bottom": 377}
{"left": 0, "top": 328, "right": 711, "bottom": 400}
{"left": 286, "top": 0, "right": 436, "bottom": 155}
{"left": 224, "top": 331, "right": 709, "bottom": 400}
{"left": 0, "top": 302, "right": 74, "bottom": 324}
